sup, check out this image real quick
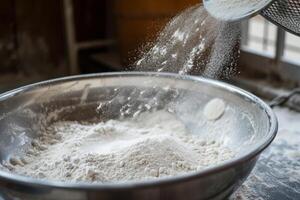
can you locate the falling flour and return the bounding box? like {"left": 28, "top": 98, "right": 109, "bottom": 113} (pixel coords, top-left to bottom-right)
{"left": 134, "top": 5, "right": 241, "bottom": 79}
{"left": 4, "top": 110, "right": 234, "bottom": 183}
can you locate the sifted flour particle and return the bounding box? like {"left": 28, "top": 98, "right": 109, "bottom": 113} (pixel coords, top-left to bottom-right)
{"left": 4, "top": 110, "right": 235, "bottom": 183}
{"left": 134, "top": 5, "right": 241, "bottom": 79}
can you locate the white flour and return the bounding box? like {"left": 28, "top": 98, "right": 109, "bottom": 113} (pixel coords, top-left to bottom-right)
{"left": 204, "top": 98, "right": 226, "bottom": 120}
{"left": 205, "top": 0, "right": 271, "bottom": 21}
{"left": 134, "top": 5, "right": 241, "bottom": 79}
{"left": 5, "top": 110, "right": 234, "bottom": 183}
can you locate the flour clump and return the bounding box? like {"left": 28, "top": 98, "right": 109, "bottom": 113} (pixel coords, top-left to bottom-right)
{"left": 204, "top": 98, "right": 226, "bottom": 120}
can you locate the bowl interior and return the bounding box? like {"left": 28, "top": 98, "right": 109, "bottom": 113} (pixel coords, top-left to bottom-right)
{"left": 0, "top": 73, "right": 274, "bottom": 173}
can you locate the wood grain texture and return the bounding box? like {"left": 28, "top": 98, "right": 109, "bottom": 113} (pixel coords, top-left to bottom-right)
{"left": 15, "top": 0, "right": 67, "bottom": 76}
{"left": 73, "top": 0, "right": 109, "bottom": 42}
{"left": 114, "top": 0, "right": 200, "bottom": 65}
{"left": 0, "top": 0, "right": 18, "bottom": 73}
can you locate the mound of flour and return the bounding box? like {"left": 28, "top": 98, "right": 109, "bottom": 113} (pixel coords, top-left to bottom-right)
{"left": 4, "top": 110, "right": 234, "bottom": 183}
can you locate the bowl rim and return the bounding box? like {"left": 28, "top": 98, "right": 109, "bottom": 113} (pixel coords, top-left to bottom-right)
{"left": 0, "top": 72, "right": 278, "bottom": 190}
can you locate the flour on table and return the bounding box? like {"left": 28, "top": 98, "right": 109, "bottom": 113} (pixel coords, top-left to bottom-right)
{"left": 3, "top": 110, "right": 234, "bottom": 183}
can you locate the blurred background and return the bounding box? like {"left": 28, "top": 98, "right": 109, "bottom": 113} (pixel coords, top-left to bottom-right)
{"left": 0, "top": 0, "right": 300, "bottom": 93}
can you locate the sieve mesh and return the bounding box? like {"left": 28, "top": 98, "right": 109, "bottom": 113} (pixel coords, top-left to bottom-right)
{"left": 261, "top": 0, "right": 300, "bottom": 36}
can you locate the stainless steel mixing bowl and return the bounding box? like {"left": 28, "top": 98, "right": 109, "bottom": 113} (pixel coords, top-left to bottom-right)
{"left": 0, "top": 72, "right": 277, "bottom": 200}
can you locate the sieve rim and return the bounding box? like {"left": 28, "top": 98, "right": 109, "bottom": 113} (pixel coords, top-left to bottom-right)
{"left": 203, "top": 0, "right": 275, "bottom": 22}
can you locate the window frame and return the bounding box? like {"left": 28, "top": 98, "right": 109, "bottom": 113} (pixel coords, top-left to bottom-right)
{"left": 239, "top": 18, "right": 300, "bottom": 84}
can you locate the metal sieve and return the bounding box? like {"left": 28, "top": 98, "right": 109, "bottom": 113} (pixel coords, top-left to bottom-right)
{"left": 261, "top": 0, "right": 300, "bottom": 36}
{"left": 204, "top": 0, "right": 300, "bottom": 36}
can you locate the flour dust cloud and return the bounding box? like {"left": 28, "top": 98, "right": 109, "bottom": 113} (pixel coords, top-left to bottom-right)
{"left": 134, "top": 5, "right": 241, "bottom": 79}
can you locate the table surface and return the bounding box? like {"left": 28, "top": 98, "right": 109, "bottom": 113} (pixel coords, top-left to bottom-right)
{"left": 230, "top": 107, "right": 300, "bottom": 200}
